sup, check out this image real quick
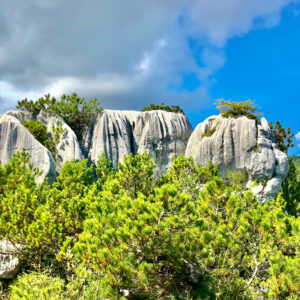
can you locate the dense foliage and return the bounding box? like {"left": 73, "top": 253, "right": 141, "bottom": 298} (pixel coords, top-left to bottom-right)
{"left": 142, "top": 102, "right": 185, "bottom": 114}
{"left": 269, "top": 121, "right": 295, "bottom": 153}
{"left": 292, "top": 155, "right": 300, "bottom": 179}
{"left": 22, "top": 120, "right": 65, "bottom": 161}
{"left": 17, "top": 93, "right": 102, "bottom": 139}
{"left": 23, "top": 120, "right": 55, "bottom": 155}
{"left": 292, "top": 155, "right": 300, "bottom": 166}
{"left": 0, "top": 152, "right": 299, "bottom": 299}
{"left": 281, "top": 157, "right": 300, "bottom": 217}
{"left": 215, "top": 99, "right": 262, "bottom": 120}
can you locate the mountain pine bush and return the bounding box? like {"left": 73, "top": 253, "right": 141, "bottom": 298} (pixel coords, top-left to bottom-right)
{"left": 142, "top": 102, "right": 185, "bottom": 114}
{"left": 0, "top": 152, "right": 299, "bottom": 299}
{"left": 215, "top": 99, "right": 262, "bottom": 120}
{"left": 17, "top": 93, "right": 102, "bottom": 139}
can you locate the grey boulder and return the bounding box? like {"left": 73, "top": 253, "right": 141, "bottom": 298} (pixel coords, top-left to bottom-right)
{"left": 5, "top": 111, "right": 84, "bottom": 172}
{"left": 0, "top": 113, "right": 56, "bottom": 183}
{"left": 185, "top": 116, "right": 288, "bottom": 203}
{"left": 0, "top": 241, "right": 20, "bottom": 279}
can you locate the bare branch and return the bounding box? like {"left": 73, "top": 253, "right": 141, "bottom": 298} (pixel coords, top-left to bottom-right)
{"left": 245, "top": 248, "right": 272, "bottom": 291}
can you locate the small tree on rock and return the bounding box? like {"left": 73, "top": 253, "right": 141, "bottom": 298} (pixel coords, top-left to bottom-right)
{"left": 17, "top": 93, "right": 102, "bottom": 139}
{"left": 269, "top": 120, "right": 294, "bottom": 152}
{"left": 215, "top": 99, "right": 262, "bottom": 120}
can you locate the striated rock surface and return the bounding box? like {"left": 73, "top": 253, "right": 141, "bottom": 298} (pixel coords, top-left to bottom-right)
{"left": 186, "top": 116, "right": 288, "bottom": 203}
{"left": 0, "top": 109, "right": 192, "bottom": 179}
{"left": 0, "top": 241, "right": 20, "bottom": 279}
{"left": 0, "top": 113, "right": 56, "bottom": 183}
{"left": 133, "top": 110, "right": 192, "bottom": 174}
{"left": 0, "top": 109, "right": 288, "bottom": 202}
{"left": 82, "top": 110, "right": 193, "bottom": 175}
{"left": 6, "top": 111, "right": 84, "bottom": 172}
{"left": 82, "top": 110, "right": 134, "bottom": 169}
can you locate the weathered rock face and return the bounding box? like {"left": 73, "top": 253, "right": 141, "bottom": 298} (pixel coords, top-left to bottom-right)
{"left": 0, "top": 241, "right": 20, "bottom": 279}
{"left": 0, "top": 113, "right": 56, "bottom": 183}
{"left": 134, "top": 110, "right": 191, "bottom": 175}
{"left": 0, "top": 110, "right": 192, "bottom": 179}
{"left": 0, "top": 109, "right": 288, "bottom": 202}
{"left": 185, "top": 116, "right": 288, "bottom": 203}
{"left": 36, "top": 112, "right": 84, "bottom": 172}
{"left": 82, "top": 110, "right": 134, "bottom": 169}
{"left": 5, "top": 111, "right": 84, "bottom": 172}
{"left": 82, "top": 110, "right": 193, "bottom": 175}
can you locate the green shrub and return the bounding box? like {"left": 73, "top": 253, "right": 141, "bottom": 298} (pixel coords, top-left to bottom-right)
{"left": 215, "top": 99, "right": 262, "bottom": 120}
{"left": 293, "top": 156, "right": 300, "bottom": 180}
{"left": 9, "top": 269, "right": 112, "bottom": 300}
{"left": 96, "top": 152, "right": 115, "bottom": 188}
{"left": 0, "top": 155, "right": 96, "bottom": 273}
{"left": 23, "top": 120, "right": 55, "bottom": 154}
{"left": 17, "top": 93, "right": 102, "bottom": 139}
{"left": 0, "top": 152, "right": 299, "bottom": 299}
{"left": 51, "top": 121, "right": 66, "bottom": 144}
{"left": 116, "top": 151, "right": 155, "bottom": 198}
{"left": 22, "top": 120, "right": 65, "bottom": 161}
{"left": 200, "top": 120, "right": 220, "bottom": 140}
{"left": 142, "top": 102, "right": 185, "bottom": 114}
{"left": 73, "top": 178, "right": 299, "bottom": 299}
{"left": 10, "top": 272, "right": 65, "bottom": 300}
{"left": 226, "top": 170, "right": 248, "bottom": 187}
{"left": 270, "top": 120, "right": 294, "bottom": 152}
{"left": 0, "top": 150, "right": 40, "bottom": 196}
{"left": 201, "top": 126, "right": 217, "bottom": 139}
{"left": 281, "top": 157, "right": 300, "bottom": 217}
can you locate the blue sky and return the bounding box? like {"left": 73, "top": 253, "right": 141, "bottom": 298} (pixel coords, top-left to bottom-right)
{"left": 185, "top": 5, "right": 300, "bottom": 154}
{"left": 0, "top": 1, "right": 299, "bottom": 154}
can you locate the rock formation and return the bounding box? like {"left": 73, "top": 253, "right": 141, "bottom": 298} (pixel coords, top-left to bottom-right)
{"left": 185, "top": 115, "right": 288, "bottom": 203}
{"left": 82, "top": 110, "right": 192, "bottom": 175}
{"left": 0, "top": 241, "right": 20, "bottom": 279}
{"left": 5, "top": 110, "right": 84, "bottom": 172}
{"left": 0, "top": 108, "right": 288, "bottom": 202}
{"left": 0, "top": 109, "right": 192, "bottom": 177}
{"left": 0, "top": 113, "right": 56, "bottom": 183}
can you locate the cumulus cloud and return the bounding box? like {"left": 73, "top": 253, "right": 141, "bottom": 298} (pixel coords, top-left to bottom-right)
{"left": 0, "top": 0, "right": 298, "bottom": 113}
{"left": 185, "top": 0, "right": 295, "bottom": 45}
{"left": 295, "top": 132, "right": 300, "bottom": 147}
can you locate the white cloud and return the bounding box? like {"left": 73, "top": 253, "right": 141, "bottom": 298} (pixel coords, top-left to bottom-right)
{"left": 186, "top": 0, "right": 295, "bottom": 46}
{"left": 295, "top": 132, "right": 300, "bottom": 147}
{"left": 0, "top": 74, "right": 138, "bottom": 112}
{"left": 0, "top": 81, "right": 41, "bottom": 113}
{"left": 0, "top": 0, "right": 298, "bottom": 113}
{"left": 46, "top": 75, "right": 136, "bottom": 96}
